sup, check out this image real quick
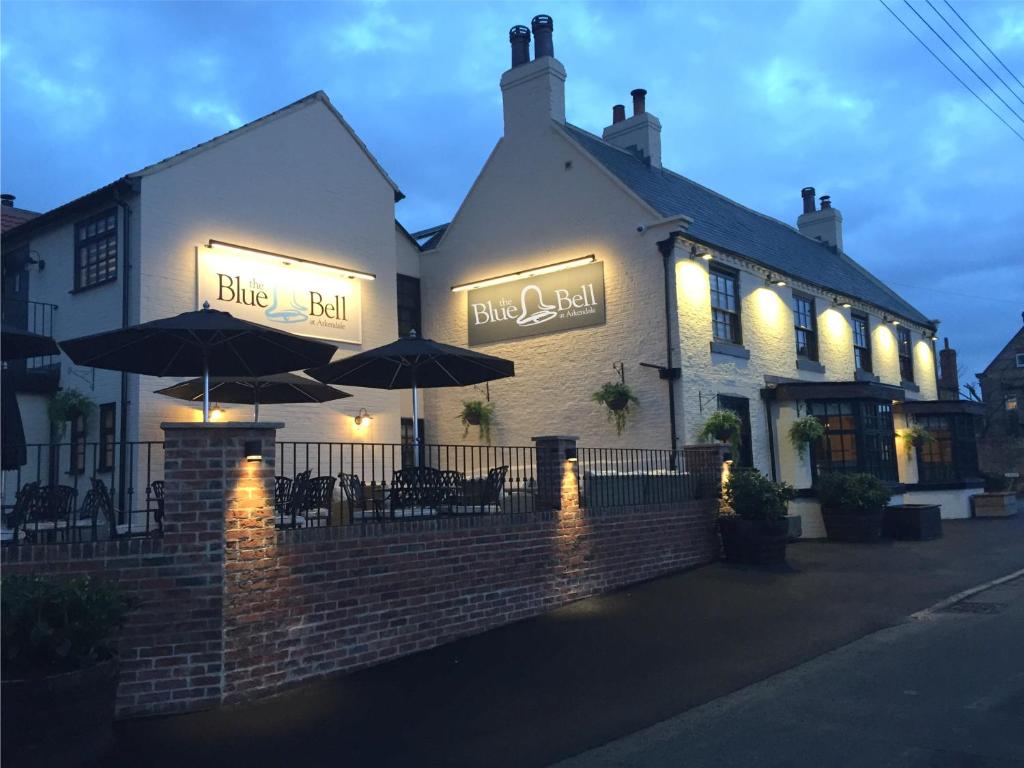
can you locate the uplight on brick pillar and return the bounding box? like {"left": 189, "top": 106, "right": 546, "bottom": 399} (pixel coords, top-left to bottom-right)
{"left": 532, "top": 435, "right": 579, "bottom": 511}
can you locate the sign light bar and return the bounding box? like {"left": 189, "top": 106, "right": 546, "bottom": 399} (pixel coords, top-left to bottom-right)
{"left": 450, "top": 255, "right": 596, "bottom": 293}
{"left": 206, "top": 240, "right": 376, "bottom": 281}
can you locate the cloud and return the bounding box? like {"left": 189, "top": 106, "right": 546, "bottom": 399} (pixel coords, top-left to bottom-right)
{"left": 328, "top": 5, "right": 431, "bottom": 55}
{"left": 184, "top": 100, "right": 243, "bottom": 131}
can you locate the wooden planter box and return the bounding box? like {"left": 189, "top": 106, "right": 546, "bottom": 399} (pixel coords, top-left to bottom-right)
{"left": 972, "top": 492, "right": 1019, "bottom": 518}
{"left": 719, "top": 517, "right": 788, "bottom": 565}
{"left": 884, "top": 504, "right": 942, "bottom": 540}
{"left": 821, "top": 506, "right": 885, "bottom": 543}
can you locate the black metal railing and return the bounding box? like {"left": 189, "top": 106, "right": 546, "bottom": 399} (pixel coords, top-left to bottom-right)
{"left": 1, "top": 441, "right": 164, "bottom": 544}
{"left": 1, "top": 298, "right": 59, "bottom": 373}
{"left": 575, "top": 447, "right": 719, "bottom": 509}
{"left": 274, "top": 442, "right": 538, "bottom": 527}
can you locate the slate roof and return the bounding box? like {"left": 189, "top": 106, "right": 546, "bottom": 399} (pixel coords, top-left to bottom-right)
{"left": 1, "top": 205, "right": 39, "bottom": 234}
{"left": 562, "top": 123, "right": 932, "bottom": 327}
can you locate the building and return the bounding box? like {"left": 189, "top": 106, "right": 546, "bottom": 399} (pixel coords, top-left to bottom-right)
{"left": 977, "top": 319, "right": 1024, "bottom": 476}
{"left": 1, "top": 14, "right": 986, "bottom": 532}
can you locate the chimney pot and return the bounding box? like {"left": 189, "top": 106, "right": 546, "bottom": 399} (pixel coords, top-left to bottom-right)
{"left": 820, "top": 194, "right": 832, "bottom": 209}
{"left": 630, "top": 88, "right": 647, "bottom": 116}
{"left": 0, "top": 193, "right": 14, "bottom": 208}
{"left": 800, "top": 187, "right": 816, "bottom": 214}
{"left": 509, "top": 25, "right": 531, "bottom": 67}
{"left": 612, "top": 104, "right": 626, "bottom": 124}
{"left": 531, "top": 14, "right": 554, "bottom": 58}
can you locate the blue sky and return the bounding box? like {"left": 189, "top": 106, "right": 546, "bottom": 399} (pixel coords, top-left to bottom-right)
{"left": 2, "top": 0, "right": 1022, "bottom": 379}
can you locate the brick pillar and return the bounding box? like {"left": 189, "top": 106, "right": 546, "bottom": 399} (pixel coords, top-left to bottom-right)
{"left": 161, "top": 421, "right": 281, "bottom": 707}
{"left": 532, "top": 435, "right": 578, "bottom": 511}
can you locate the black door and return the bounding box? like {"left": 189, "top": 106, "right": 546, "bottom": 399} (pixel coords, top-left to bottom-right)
{"left": 717, "top": 395, "right": 754, "bottom": 467}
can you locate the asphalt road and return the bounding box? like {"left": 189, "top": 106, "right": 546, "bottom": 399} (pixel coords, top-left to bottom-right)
{"left": 554, "top": 575, "right": 1024, "bottom": 767}
{"left": 101, "top": 515, "right": 1024, "bottom": 768}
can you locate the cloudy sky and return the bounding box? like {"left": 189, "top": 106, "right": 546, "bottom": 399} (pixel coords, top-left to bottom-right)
{"left": 2, "top": 0, "right": 1022, "bottom": 378}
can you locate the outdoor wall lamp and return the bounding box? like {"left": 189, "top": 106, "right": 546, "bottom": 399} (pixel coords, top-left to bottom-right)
{"left": 833, "top": 295, "right": 852, "bottom": 309}
{"left": 765, "top": 273, "right": 786, "bottom": 287}
{"left": 354, "top": 408, "right": 372, "bottom": 426}
{"left": 889, "top": 317, "right": 900, "bottom": 326}
{"left": 564, "top": 447, "right": 578, "bottom": 462}
{"left": 244, "top": 440, "right": 263, "bottom": 462}
{"left": 689, "top": 245, "right": 713, "bottom": 261}
{"left": 211, "top": 403, "right": 226, "bottom": 421}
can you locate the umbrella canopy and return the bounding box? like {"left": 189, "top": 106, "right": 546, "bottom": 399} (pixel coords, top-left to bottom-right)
{"left": 1, "top": 324, "right": 60, "bottom": 362}
{"left": 154, "top": 373, "right": 351, "bottom": 421}
{"left": 60, "top": 303, "right": 337, "bottom": 421}
{"left": 306, "top": 331, "right": 514, "bottom": 456}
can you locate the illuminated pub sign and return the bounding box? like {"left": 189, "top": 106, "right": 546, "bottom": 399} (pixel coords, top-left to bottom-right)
{"left": 464, "top": 258, "right": 606, "bottom": 346}
{"left": 197, "top": 240, "right": 367, "bottom": 344}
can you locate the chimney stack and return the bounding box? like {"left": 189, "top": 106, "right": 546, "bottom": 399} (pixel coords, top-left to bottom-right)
{"left": 500, "top": 14, "right": 566, "bottom": 138}
{"left": 796, "top": 186, "right": 844, "bottom": 251}
{"left": 0, "top": 194, "right": 14, "bottom": 208}
{"left": 532, "top": 14, "right": 554, "bottom": 58}
{"left": 509, "top": 25, "right": 531, "bottom": 68}
{"left": 602, "top": 87, "right": 662, "bottom": 167}
{"left": 938, "top": 337, "right": 960, "bottom": 400}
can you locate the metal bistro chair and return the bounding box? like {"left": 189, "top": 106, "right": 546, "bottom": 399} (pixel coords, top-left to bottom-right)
{"left": 390, "top": 466, "right": 450, "bottom": 519}
{"left": 23, "top": 485, "right": 79, "bottom": 542}
{"left": 339, "top": 473, "right": 382, "bottom": 523}
{"left": 148, "top": 480, "right": 165, "bottom": 532}
{"left": 3, "top": 482, "right": 40, "bottom": 543}
{"left": 303, "top": 476, "right": 337, "bottom": 527}
{"left": 448, "top": 465, "right": 508, "bottom": 515}
{"left": 89, "top": 478, "right": 138, "bottom": 539}
{"left": 277, "top": 469, "right": 311, "bottom": 529}
{"left": 274, "top": 476, "right": 293, "bottom": 518}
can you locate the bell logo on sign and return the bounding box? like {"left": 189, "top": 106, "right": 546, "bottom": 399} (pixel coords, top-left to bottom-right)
{"left": 467, "top": 261, "right": 606, "bottom": 345}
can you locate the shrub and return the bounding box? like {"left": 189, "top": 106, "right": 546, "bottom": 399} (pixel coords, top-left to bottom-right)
{"left": 816, "top": 472, "right": 891, "bottom": 514}
{"left": 724, "top": 468, "right": 795, "bottom": 522}
{"left": 1, "top": 575, "right": 137, "bottom": 679}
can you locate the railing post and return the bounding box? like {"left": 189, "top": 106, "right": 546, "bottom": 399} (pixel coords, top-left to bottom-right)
{"left": 531, "top": 435, "right": 578, "bottom": 511}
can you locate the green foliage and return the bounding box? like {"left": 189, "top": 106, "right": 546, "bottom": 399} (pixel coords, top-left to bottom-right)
{"left": 724, "top": 468, "right": 795, "bottom": 522}
{"left": 789, "top": 416, "right": 826, "bottom": 460}
{"left": 1, "top": 575, "right": 137, "bottom": 679}
{"left": 591, "top": 382, "right": 638, "bottom": 436}
{"left": 901, "top": 424, "right": 936, "bottom": 457}
{"left": 459, "top": 400, "right": 496, "bottom": 443}
{"left": 982, "top": 472, "right": 1013, "bottom": 493}
{"left": 697, "top": 409, "right": 743, "bottom": 458}
{"left": 47, "top": 389, "right": 95, "bottom": 441}
{"left": 816, "top": 473, "right": 892, "bottom": 514}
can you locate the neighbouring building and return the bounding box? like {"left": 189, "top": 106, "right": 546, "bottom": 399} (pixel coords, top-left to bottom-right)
{"left": 1, "top": 14, "right": 988, "bottom": 533}
{"left": 977, "top": 318, "right": 1024, "bottom": 477}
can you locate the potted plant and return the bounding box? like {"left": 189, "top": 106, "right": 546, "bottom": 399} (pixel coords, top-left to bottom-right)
{"left": 719, "top": 468, "right": 795, "bottom": 565}
{"left": 789, "top": 416, "right": 825, "bottom": 460}
{"left": 459, "top": 400, "right": 495, "bottom": 443}
{"left": 591, "top": 382, "right": 638, "bottom": 436}
{"left": 47, "top": 388, "right": 95, "bottom": 441}
{"left": 900, "top": 424, "right": 936, "bottom": 457}
{"left": 697, "top": 409, "right": 743, "bottom": 459}
{"left": 815, "top": 472, "right": 892, "bottom": 542}
{"left": 1, "top": 575, "right": 136, "bottom": 767}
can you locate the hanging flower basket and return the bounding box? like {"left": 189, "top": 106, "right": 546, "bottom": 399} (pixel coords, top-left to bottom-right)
{"left": 592, "top": 382, "right": 639, "bottom": 436}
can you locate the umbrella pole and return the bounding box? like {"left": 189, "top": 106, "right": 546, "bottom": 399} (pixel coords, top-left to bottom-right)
{"left": 254, "top": 386, "right": 260, "bottom": 422}
{"left": 202, "top": 354, "right": 210, "bottom": 423}
{"left": 411, "top": 373, "right": 420, "bottom": 468}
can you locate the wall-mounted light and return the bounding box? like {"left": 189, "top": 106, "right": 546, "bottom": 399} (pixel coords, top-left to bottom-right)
{"left": 689, "top": 245, "right": 713, "bottom": 261}
{"left": 832, "top": 295, "right": 852, "bottom": 309}
{"left": 564, "top": 447, "right": 578, "bottom": 463}
{"left": 210, "top": 403, "right": 226, "bottom": 421}
{"left": 450, "top": 255, "right": 596, "bottom": 292}
{"left": 766, "top": 273, "right": 786, "bottom": 287}
{"left": 353, "top": 408, "right": 372, "bottom": 426}
{"left": 244, "top": 440, "right": 263, "bottom": 462}
{"left": 206, "top": 239, "right": 376, "bottom": 281}
{"left": 890, "top": 318, "right": 901, "bottom": 326}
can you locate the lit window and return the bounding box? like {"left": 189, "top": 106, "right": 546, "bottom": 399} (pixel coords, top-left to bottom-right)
{"left": 915, "top": 414, "right": 980, "bottom": 484}
{"left": 710, "top": 267, "right": 741, "bottom": 344}
{"left": 793, "top": 294, "right": 818, "bottom": 361}
{"left": 897, "top": 326, "right": 913, "bottom": 383}
{"left": 74, "top": 209, "right": 118, "bottom": 290}
{"left": 1016, "top": 353, "right": 1024, "bottom": 369}
{"left": 852, "top": 313, "right": 872, "bottom": 373}
{"left": 809, "top": 399, "right": 898, "bottom": 482}
{"left": 1007, "top": 396, "right": 1019, "bottom": 411}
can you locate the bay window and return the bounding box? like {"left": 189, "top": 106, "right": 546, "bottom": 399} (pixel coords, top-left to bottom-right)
{"left": 809, "top": 399, "right": 898, "bottom": 482}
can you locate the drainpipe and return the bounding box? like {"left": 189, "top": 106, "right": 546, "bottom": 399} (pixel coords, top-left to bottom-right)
{"left": 656, "top": 233, "right": 683, "bottom": 461}
{"left": 114, "top": 192, "right": 132, "bottom": 511}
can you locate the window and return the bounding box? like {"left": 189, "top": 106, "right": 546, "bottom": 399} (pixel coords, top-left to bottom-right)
{"left": 717, "top": 395, "right": 753, "bottom": 467}
{"left": 74, "top": 209, "right": 118, "bottom": 290}
{"left": 852, "top": 314, "right": 872, "bottom": 372}
{"left": 69, "top": 414, "right": 86, "bottom": 474}
{"left": 401, "top": 417, "right": 426, "bottom": 468}
{"left": 915, "top": 414, "right": 979, "bottom": 484}
{"left": 809, "top": 399, "right": 898, "bottom": 482}
{"left": 1016, "top": 353, "right": 1024, "bottom": 369}
{"left": 793, "top": 294, "right": 818, "bottom": 361}
{"left": 98, "top": 403, "right": 116, "bottom": 471}
{"left": 396, "top": 274, "right": 421, "bottom": 338}
{"left": 710, "top": 267, "right": 741, "bottom": 344}
{"left": 1007, "top": 395, "right": 1019, "bottom": 411}
{"left": 897, "top": 326, "right": 913, "bottom": 382}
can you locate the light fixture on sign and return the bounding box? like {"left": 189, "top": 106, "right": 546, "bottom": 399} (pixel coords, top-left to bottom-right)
{"left": 205, "top": 240, "right": 376, "bottom": 281}
{"left": 450, "top": 255, "right": 596, "bottom": 293}
{"left": 353, "top": 408, "right": 373, "bottom": 426}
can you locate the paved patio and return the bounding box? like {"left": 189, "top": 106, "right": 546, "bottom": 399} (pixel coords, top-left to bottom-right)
{"left": 97, "top": 514, "right": 1024, "bottom": 768}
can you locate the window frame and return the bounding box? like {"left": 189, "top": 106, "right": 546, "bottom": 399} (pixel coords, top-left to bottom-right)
{"left": 709, "top": 266, "right": 742, "bottom": 345}
{"left": 98, "top": 403, "right": 116, "bottom": 472}
{"left": 396, "top": 273, "right": 422, "bottom": 338}
{"left": 73, "top": 208, "right": 118, "bottom": 291}
{"left": 793, "top": 292, "right": 819, "bottom": 362}
{"left": 897, "top": 326, "right": 914, "bottom": 383}
{"left": 69, "top": 413, "right": 87, "bottom": 475}
{"left": 914, "top": 414, "right": 980, "bottom": 484}
{"left": 808, "top": 398, "right": 898, "bottom": 483}
{"left": 851, "top": 313, "right": 872, "bottom": 373}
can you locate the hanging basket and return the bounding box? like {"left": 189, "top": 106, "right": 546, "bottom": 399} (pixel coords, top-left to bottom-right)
{"left": 464, "top": 412, "right": 482, "bottom": 426}
{"left": 607, "top": 394, "right": 631, "bottom": 412}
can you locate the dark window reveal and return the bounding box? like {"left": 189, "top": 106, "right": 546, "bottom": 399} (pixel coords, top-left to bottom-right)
{"left": 74, "top": 209, "right": 118, "bottom": 290}
{"left": 99, "top": 403, "right": 116, "bottom": 471}
{"left": 809, "top": 399, "right": 898, "bottom": 482}
{"left": 69, "top": 414, "right": 86, "bottom": 475}
{"left": 710, "top": 267, "right": 741, "bottom": 344}
{"left": 717, "top": 395, "right": 753, "bottom": 467}
{"left": 897, "top": 326, "right": 914, "bottom": 382}
{"left": 793, "top": 294, "right": 818, "bottom": 361}
{"left": 396, "top": 274, "right": 421, "bottom": 338}
{"left": 852, "top": 313, "right": 872, "bottom": 372}
{"left": 915, "top": 414, "right": 980, "bottom": 483}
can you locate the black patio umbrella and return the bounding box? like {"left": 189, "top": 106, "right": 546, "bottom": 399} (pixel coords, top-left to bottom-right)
{"left": 60, "top": 303, "right": 337, "bottom": 421}
{"left": 306, "top": 330, "right": 515, "bottom": 454}
{"left": 1, "top": 323, "right": 60, "bottom": 361}
{"left": 154, "top": 372, "right": 351, "bottom": 421}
